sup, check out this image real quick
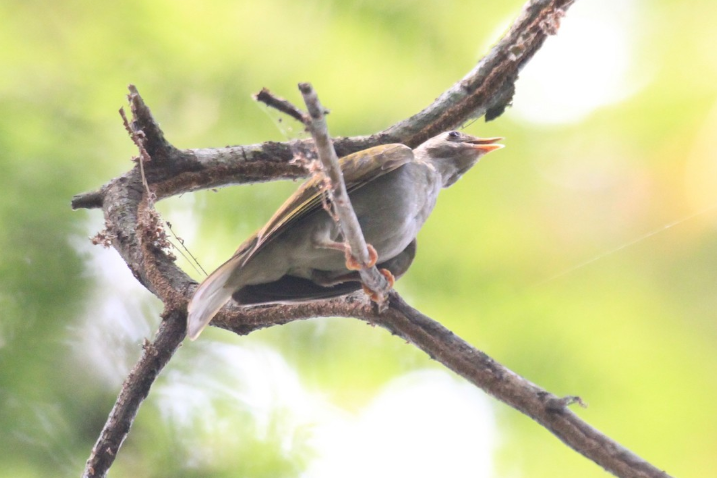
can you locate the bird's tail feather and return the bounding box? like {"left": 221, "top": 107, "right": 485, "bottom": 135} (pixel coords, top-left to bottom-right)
{"left": 187, "top": 258, "right": 239, "bottom": 340}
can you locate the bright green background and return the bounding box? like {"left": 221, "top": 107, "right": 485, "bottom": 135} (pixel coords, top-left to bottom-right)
{"left": 2, "top": 0, "right": 716, "bottom": 476}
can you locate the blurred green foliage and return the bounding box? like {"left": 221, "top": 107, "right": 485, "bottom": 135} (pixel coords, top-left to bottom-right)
{"left": 2, "top": 0, "right": 717, "bottom": 476}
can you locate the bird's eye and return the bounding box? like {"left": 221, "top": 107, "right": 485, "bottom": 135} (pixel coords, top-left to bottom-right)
{"left": 448, "top": 131, "right": 460, "bottom": 139}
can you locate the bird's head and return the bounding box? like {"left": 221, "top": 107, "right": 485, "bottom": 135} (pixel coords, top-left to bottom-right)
{"left": 415, "top": 131, "right": 503, "bottom": 187}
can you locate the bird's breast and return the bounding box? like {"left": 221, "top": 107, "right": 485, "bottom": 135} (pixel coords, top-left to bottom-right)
{"left": 352, "top": 161, "right": 442, "bottom": 260}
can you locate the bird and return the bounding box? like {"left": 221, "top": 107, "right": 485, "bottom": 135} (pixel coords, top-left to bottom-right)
{"left": 187, "top": 130, "right": 503, "bottom": 340}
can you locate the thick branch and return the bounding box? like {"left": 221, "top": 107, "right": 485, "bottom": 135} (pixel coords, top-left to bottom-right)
{"left": 383, "top": 0, "right": 575, "bottom": 146}
{"left": 213, "top": 293, "right": 673, "bottom": 478}
{"left": 83, "top": 311, "right": 185, "bottom": 478}
{"left": 375, "top": 294, "right": 672, "bottom": 478}
{"left": 72, "top": 0, "right": 576, "bottom": 208}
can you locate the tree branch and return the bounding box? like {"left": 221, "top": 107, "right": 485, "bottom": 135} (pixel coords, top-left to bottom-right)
{"left": 72, "top": 0, "right": 578, "bottom": 205}
{"left": 254, "top": 87, "right": 306, "bottom": 124}
{"left": 382, "top": 0, "right": 574, "bottom": 145}
{"left": 374, "top": 294, "right": 671, "bottom": 478}
{"left": 71, "top": 188, "right": 105, "bottom": 210}
{"left": 83, "top": 310, "right": 185, "bottom": 478}
{"left": 299, "top": 82, "right": 392, "bottom": 304}
{"left": 214, "top": 294, "right": 673, "bottom": 478}
{"left": 73, "top": 1, "right": 674, "bottom": 477}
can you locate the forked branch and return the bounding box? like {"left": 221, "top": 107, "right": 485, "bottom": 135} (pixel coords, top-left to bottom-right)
{"left": 75, "top": 1, "right": 672, "bottom": 477}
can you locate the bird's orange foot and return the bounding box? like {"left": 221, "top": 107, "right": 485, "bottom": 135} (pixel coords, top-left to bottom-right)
{"left": 379, "top": 268, "right": 395, "bottom": 287}
{"left": 345, "top": 244, "right": 378, "bottom": 271}
{"left": 361, "top": 268, "right": 395, "bottom": 302}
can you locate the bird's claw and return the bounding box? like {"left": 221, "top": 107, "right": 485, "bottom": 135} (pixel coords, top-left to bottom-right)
{"left": 379, "top": 268, "right": 395, "bottom": 287}
{"left": 361, "top": 268, "right": 395, "bottom": 302}
{"left": 345, "top": 244, "right": 378, "bottom": 271}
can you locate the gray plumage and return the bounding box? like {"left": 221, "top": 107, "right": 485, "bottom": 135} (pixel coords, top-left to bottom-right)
{"left": 187, "top": 131, "right": 502, "bottom": 339}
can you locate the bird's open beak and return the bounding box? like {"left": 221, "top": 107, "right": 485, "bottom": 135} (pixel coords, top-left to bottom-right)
{"left": 467, "top": 137, "right": 504, "bottom": 153}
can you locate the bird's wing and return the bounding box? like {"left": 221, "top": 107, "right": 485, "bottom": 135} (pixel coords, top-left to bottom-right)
{"left": 237, "top": 143, "right": 414, "bottom": 266}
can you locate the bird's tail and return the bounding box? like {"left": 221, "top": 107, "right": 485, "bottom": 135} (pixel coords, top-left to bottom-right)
{"left": 187, "top": 257, "right": 240, "bottom": 340}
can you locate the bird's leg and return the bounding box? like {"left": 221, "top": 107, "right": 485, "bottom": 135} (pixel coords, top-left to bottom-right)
{"left": 314, "top": 240, "right": 378, "bottom": 271}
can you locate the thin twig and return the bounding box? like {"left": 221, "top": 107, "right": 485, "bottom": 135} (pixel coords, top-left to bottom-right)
{"left": 119, "top": 107, "right": 155, "bottom": 203}
{"left": 253, "top": 87, "right": 306, "bottom": 123}
{"left": 71, "top": 188, "right": 105, "bottom": 210}
{"left": 298, "top": 82, "right": 391, "bottom": 306}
